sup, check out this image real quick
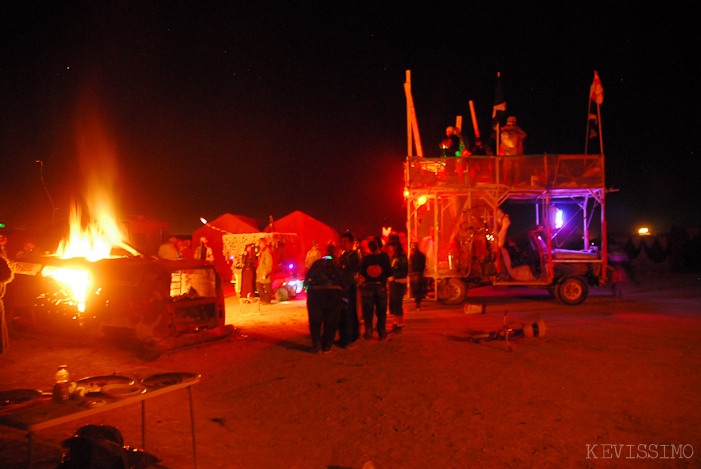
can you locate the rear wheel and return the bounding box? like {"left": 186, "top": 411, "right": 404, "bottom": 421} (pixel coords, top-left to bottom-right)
{"left": 438, "top": 278, "right": 467, "bottom": 305}
{"left": 275, "top": 287, "right": 289, "bottom": 301}
{"left": 557, "top": 277, "right": 588, "bottom": 305}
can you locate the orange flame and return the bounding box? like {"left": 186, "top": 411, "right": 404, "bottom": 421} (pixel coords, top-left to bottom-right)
{"left": 43, "top": 91, "right": 136, "bottom": 313}
{"left": 55, "top": 203, "right": 128, "bottom": 261}
{"left": 54, "top": 91, "right": 133, "bottom": 261}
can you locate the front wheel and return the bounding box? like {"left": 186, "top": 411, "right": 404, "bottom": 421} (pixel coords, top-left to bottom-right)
{"left": 438, "top": 278, "right": 468, "bottom": 305}
{"left": 557, "top": 277, "right": 588, "bottom": 305}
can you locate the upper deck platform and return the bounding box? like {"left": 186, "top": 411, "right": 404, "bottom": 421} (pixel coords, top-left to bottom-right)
{"left": 404, "top": 154, "right": 604, "bottom": 199}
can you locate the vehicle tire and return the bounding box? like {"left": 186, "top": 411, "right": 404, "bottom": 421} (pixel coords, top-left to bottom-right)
{"left": 557, "top": 277, "right": 588, "bottom": 305}
{"left": 286, "top": 285, "right": 297, "bottom": 299}
{"left": 438, "top": 278, "right": 467, "bottom": 305}
{"left": 275, "top": 287, "right": 289, "bottom": 301}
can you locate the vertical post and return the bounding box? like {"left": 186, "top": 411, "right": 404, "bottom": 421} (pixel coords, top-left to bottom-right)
{"left": 189, "top": 386, "right": 198, "bottom": 468}
{"left": 27, "top": 431, "right": 35, "bottom": 469}
{"left": 406, "top": 70, "right": 413, "bottom": 157}
{"left": 469, "top": 100, "right": 481, "bottom": 144}
{"left": 583, "top": 195, "right": 589, "bottom": 250}
{"left": 404, "top": 70, "right": 423, "bottom": 157}
{"left": 597, "top": 103, "right": 604, "bottom": 155}
{"left": 585, "top": 98, "right": 592, "bottom": 154}
{"left": 544, "top": 193, "right": 554, "bottom": 281}
{"left": 142, "top": 400, "right": 146, "bottom": 449}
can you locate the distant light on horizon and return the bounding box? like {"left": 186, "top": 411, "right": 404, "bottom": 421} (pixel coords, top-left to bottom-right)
{"left": 638, "top": 227, "right": 650, "bottom": 235}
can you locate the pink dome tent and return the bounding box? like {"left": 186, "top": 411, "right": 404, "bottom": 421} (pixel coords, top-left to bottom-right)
{"left": 192, "top": 214, "right": 259, "bottom": 282}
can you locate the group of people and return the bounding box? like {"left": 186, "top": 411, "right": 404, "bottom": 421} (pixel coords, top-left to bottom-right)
{"left": 439, "top": 116, "right": 527, "bottom": 158}
{"left": 303, "top": 232, "right": 427, "bottom": 354}
{"left": 439, "top": 117, "right": 527, "bottom": 185}
{"left": 230, "top": 237, "right": 275, "bottom": 305}
{"left": 157, "top": 236, "right": 213, "bottom": 262}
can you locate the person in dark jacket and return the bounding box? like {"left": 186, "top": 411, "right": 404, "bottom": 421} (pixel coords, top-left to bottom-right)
{"left": 409, "top": 242, "right": 427, "bottom": 310}
{"left": 359, "top": 239, "right": 392, "bottom": 340}
{"left": 338, "top": 232, "right": 361, "bottom": 348}
{"left": 387, "top": 242, "right": 409, "bottom": 330}
{"left": 303, "top": 244, "right": 344, "bottom": 353}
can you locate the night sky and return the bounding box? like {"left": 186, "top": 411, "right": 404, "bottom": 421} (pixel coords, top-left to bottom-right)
{"left": 1, "top": 3, "right": 697, "bottom": 246}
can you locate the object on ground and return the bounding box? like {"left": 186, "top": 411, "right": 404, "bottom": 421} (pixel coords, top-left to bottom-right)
{"left": 468, "top": 312, "right": 546, "bottom": 351}
{"left": 56, "top": 424, "right": 160, "bottom": 469}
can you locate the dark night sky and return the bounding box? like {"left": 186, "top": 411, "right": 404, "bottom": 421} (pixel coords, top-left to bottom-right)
{"left": 0, "top": 2, "right": 697, "bottom": 245}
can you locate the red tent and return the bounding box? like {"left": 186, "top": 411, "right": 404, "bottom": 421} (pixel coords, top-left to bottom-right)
{"left": 265, "top": 211, "right": 339, "bottom": 273}
{"left": 192, "top": 214, "right": 259, "bottom": 281}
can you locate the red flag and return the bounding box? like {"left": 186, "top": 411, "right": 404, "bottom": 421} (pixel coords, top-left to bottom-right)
{"left": 590, "top": 71, "right": 604, "bottom": 105}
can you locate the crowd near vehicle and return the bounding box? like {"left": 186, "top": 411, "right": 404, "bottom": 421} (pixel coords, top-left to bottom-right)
{"left": 403, "top": 71, "right": 610, "bottom": 305}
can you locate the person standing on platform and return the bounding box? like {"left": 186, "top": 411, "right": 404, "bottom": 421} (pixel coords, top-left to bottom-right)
{"left": 338, "top": 232, "right": 361, "bottom": 348}
{"left": 500, "top": 116, "right": 527, "bottom": 185}
{"left": 360, "top": 239, "right": 392, "bottom": 341}
{"left": 256, "top": 237, "right": 273, "bottom": 305}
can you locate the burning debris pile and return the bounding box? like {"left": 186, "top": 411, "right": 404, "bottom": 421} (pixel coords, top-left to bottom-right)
{"left": 4, "top": 98, "right": 231, "bottom": 353}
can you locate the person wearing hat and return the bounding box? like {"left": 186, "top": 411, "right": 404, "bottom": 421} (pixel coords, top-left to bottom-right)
{"left": 500, "top": 116, "right": 527, "bottom": 184}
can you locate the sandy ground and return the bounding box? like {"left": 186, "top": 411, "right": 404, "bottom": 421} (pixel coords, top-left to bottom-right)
{"left": 1, "top": 272, "right": 700, "bottom": 468}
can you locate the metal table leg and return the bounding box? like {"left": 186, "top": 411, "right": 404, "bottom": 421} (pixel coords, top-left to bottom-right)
{"left": 27, "top": 431, "right": 34, "bottom": 469}
{"left": 188, "top": 386, "right": 197, "bottom": 469}
{"left": 142, "top": 400, "right": 146, "bottom": 450}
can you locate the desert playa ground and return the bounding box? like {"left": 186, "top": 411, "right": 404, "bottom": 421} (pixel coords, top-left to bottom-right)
{"left": 1, "top": 272, "right": 700, "bottom": 468}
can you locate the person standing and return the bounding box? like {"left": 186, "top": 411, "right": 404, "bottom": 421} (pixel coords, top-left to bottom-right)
{"left": 338, "top": 232, "right": 361, "bottom": 348}
{"left": 0, "top": 257, "right": 13, "bottom": 353}
{"left": 195, "top": 237, "right": 214, "bottom": 262}
{"left": 305, "top": 240, "right": 322, "bottom": 270}
{"left": 440, "top": 126, "right": 464, "bottom": 157}
{"left": 256, "top": 237, "right": 273, "bottom": 305}
{"left": 500, "top": 116, "right": 527, "bottom": 185}
{"left": 240, "top": 244, "right": 257, "bottom": 299}
{"left": 0, "top": 234, "right": 9, "bottom": 261}
{"left": 360, "top": 239, "right": 392, "bottom": 340}
{"left": 387, "top": 242, "right": 409, "bottom": 330}
{"left": 158, "top": 237, "right": 180, "bottom": 260}
{"left": 409, "top": 242, "right": 427, "bottom": 310}
{"left": 303, "top": 245, "right": 344, "bottom": 354}
{"left": 180, "top": 239, "right": 194, "bottom": 259}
